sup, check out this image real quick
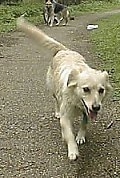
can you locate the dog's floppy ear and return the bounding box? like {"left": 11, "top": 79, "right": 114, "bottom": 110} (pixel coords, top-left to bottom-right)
{"left": 67, "top": 69, "right": 79, "bottom": 88}
{"left": 102, "top": 71, "right": 112, "bottom": 91}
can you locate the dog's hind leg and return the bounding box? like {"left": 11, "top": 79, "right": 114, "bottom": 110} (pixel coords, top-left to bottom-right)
{"left": 63, "top": 17, "right": 68, "bottom": 26}
{"left": 62, "top": 9, "right": 69, "bottom": 26}
{"left": 55, "top": 15, "right": 60, "bottom": 26}
{"left": 76, "top": 112, "right": 88, "bottom": 145}
{"left": 55, "top": 19, "right": 60, "bottom": 26}
{"left": 46, "top": 67, "right": 60, "bottom": 118}
{"left": 53, "top": 94, "right": 60, "bottom": 119}
{"left": 55, "top": 13, "right": 61, "bottom": 26}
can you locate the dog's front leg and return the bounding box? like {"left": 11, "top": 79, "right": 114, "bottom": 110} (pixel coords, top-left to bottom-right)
{"left": 55, "top": 13, "right": 61, "bottom": 26}
{"left": 49, "top": 13, "right": 54, "bottom": 27}
{"left": 76, "top": 112, "right": 88, "bottom": 145}
{"left": 60, "top": 115, "right": 79, "bottom": 160}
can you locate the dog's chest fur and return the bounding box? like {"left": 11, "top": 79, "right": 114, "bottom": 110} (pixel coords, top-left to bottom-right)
{"left": 46, "top": 6, "right": 53, "bottom": 14}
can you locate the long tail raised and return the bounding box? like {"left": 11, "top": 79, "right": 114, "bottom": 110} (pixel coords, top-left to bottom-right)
{"left": 17, "top": 16, "right": 67, "bottom": 55}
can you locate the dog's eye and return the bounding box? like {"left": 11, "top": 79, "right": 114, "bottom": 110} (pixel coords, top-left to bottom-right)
{"left": 99, "top": 88, "right": 104, "bottom": 94}
{"left": 83, "top": 87, "right": 90, "bottom": 93}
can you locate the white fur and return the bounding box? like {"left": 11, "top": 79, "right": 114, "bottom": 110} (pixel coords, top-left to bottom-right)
{"left": 17, "top": 17, "right": 112, "bottom": 160}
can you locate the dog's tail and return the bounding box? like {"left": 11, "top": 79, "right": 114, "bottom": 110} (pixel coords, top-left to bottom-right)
{"left": 17, "top": 16, "right": 67, "bottom": 55}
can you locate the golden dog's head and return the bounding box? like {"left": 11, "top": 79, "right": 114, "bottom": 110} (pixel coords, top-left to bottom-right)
{"left": 67, "top": 69, "right": 112, "bottom": 120}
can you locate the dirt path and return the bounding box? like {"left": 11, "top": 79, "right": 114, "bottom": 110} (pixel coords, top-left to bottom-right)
{"left": 0, "top": 10, "right": 119, "bottom": 178}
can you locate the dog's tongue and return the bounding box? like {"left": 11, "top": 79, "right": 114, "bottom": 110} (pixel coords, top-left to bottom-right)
{"left": 89, "top": 110, "right": 97, "bottom": 120}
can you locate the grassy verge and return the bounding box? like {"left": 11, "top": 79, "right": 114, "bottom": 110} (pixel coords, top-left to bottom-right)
{"left": 0, "top": 3, "right": 44, "bottom": 33}
{"left": 91, "top": 14, "right": 120, "bottom": 100}
{"left": 70, "top": 1, "right": 120, "bottom": 16}
{"left": 0, "top": 1, "right": 120, "bottom": 33}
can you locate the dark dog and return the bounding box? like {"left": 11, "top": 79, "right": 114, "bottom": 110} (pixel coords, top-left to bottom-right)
{"left": 44, "top": 0, "right": 69, "bottom": 26}
{"left": 43, "top": 2, "right": 59, "bottom": 26}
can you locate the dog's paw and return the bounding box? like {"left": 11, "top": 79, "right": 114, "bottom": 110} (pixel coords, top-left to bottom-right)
{"left": 76, "top": 130, "right": 86, "bottom": 145}
{"left": 55, "top": 112, "right": 60, "bottom": 119}
{"left": 76, "top": 135, "right": 86, "bottom": 145}
{"left": 68, "top": 152, "right": 79, "bottom": 161}
{"left": 62, "top": 23, "right": 66, "bottom": 26}
{"left": 68, "top": 143, "right": 79, "bottom": 160}
{"left": 55, "top": 23, "right": 59, "bottom": 26}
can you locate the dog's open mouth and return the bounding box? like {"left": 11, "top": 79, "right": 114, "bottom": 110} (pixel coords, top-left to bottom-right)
{"left": 88, "top": 109, "right": 98, "bottom": 120}
{"left": 81, "top": 99, "right": 98, "bottom": 120}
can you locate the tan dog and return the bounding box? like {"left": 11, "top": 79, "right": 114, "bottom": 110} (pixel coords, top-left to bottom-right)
{"left": 17, "top": 17, "right": 111, "bottom": 160}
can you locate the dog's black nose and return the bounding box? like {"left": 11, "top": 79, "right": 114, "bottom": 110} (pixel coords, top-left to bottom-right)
{"left": 92, "top": 104, "right": 100, "bottom": 112}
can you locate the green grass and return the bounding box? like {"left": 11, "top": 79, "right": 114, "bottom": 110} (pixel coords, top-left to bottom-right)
{"left": 91, "top": 14, "right": 120, "bottom": 100}
{"left": 69, "top": 1, "right": 120, "bottom": 16}
{"left": 0, "top": 3, "right": 44, "bottom": 33}
{"left": 0, "top": 1, "right": 120, "bottom": 33}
